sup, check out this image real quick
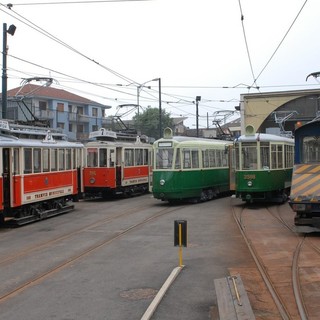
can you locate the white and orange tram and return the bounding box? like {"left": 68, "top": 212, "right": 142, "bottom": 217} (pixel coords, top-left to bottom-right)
{"left": 83, "top": 128, "right": 152, "bottom": 198}
{"left": 0, "top": 121, "right": 83, "bottom": 225}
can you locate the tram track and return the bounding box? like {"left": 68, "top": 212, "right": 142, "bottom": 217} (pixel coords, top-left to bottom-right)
{"left": 231, "top": 199, "right": 320, "bottom": 319}
{"left": 0, "top": 203, "right": 186, "bottom": 303}
{"left": 0, "top": 202, "right": 149, "bottom": 267}
{"left": 232, "top": 204, "right": 291, "bottom": 320}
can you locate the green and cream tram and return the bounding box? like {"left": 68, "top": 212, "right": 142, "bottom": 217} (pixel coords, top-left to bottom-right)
{"left": 152, "top": 128, "right": 233, "bottom": 203}
{"left": 234, "top": 129, "right": 294, "bottom": 203}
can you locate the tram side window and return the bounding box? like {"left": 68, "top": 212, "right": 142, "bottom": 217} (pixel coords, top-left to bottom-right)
{"left": 87, "top": 148, "right": 98, "bottom": 167}
{"left": 135, "top": 149, "right": 143, "bottom": 166}
{"left": 260, "top": 143, "right": 270, "bottom": 169}
{"left": 99, "top": 148, "right": 108, "bottom": 167}
{"left": 202, "top": 150, "right": 209, "bottom": 168}
{"left": 235, "top": 145, "right": 240, "bottom": 170}
{"left": 191, "top": 150, "right": 199, "bottom": 168}
{"left": 51, "top": 148, "right": 57, "bottom": 171}
{"left": 110, "top": 149, "right": 115, "bottom": 167}
{"left": 271, "top": 145, "right": 276, "bottom": 169}
{"left": 33, "top": 148, "right": 42, "bottom": 173}
{"left": 43, "top": 148, "right": 50, "bottom": 172}
{"left": 66, "top": 149, "right": 71, "bottom": 170}
{"left": 125, "top": 149, "right": 134, "bottom": 166}
{"left": 156, "top": 148, "right": 173, "bottom": 169}
{"left": 73, "top": 149, "right": 77, "bottom": 169}
{"left": 271, "top": 144, "right": 283, "bottom": 169}
{"left": 183, "top": 150, "right": 191, "bottom": 169}
{"left": 303, "top": 137, "right": 320, "bottom": 163}
{"left": 13, "top": 148, "right": 19, "bottom": 174}
{"left": 216, "top": 150, "right": 222, "bottom": 167}
{"left": 59, "top": 149, "right": 65, "bottom": 170}
{"left": 24, "top": 148, "right": 32, "bottom": 174}
{"left": 209, "top": 149, "right": 216, "bottom": 167}
{"left": 278, "top": 145, "right": 283, "bottom": 168}
{"left": 222, "top": 149, "right": 228, "bottom": 167}
{"left": 144, "top": 149, "right": 149, "bottom": 165}
{"left": 175, "top": 148, "right": 181, "bottom": 169}
{"left": 285, "top": 145, "right": 294, "bottom": 167}
{"left": 73, "top": 148, "right": 84, "bottom": 169}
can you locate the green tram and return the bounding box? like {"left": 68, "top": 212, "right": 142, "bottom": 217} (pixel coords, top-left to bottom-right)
{"left": 151, "top": 128, "right": 233, "bottom": 203}
{"left": 234, "top": 130, "right": 294, "bottom": 203}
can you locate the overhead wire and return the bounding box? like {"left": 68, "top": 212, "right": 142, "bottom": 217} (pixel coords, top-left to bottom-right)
{"left": 0, "top": 5, "right": 140, "bottom": 86}
{"left": 253, "top": 0, "right": 309, "bottom": 85}
{"left": 237, "top": 0, "right": 258, "bottom": 89}
{"left": 7, "top": 0, "right": 151, "bottom": 6}
{"left": 1, "top": 0, "right": 313, "bottom": 124}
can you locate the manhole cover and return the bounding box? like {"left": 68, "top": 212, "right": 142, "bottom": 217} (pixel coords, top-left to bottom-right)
{"left": 120, "top": 288, "right": 158, "bottom": 300}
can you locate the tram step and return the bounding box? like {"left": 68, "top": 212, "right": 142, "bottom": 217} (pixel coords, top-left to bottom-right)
{"left": 214, "top": 274, "right": 255, "bottom": 320}
{"left": 4, "top": 204, "right": 75, "bottom": 226}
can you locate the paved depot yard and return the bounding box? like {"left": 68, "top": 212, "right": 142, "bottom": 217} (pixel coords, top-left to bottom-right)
{"left": 0, "top": 194, "right": 258, "bottom": 320}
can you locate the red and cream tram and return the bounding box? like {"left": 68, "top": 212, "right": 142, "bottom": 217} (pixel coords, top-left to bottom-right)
{"left": 0, "top": 121, "right": 83, "bottom": 225}
{"left": 83, "top": 128, "right": 152, "bottom": 198}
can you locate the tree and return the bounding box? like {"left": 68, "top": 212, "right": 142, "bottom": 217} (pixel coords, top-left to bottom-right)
{"left": 133, "top": 107, "right": 174, "bottom": 140}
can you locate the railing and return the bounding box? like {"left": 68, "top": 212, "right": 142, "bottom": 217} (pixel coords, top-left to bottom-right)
{"left": 34, "top": 109, "right": 55, "bottom": 119}
{"left": 76, "top": 132, "right": 89, "bottom": 141}
{"left": 68, "top": 113, "right": 90, "bottom": 123}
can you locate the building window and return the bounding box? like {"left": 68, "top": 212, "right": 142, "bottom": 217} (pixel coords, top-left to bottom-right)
{"left": 77, "top": 106, "right": 84, "bottom": 115}
{"left": 57, "top": 122, "right": 65, "bottom": 130}
{"left": 92, "top": 108, "right": 98, "bottom": 117}
{"left": 57, "top": 103, "right": 64, "bottom": 112}
{"left": 69, "top": 123, "right": 73, "bottom": 132}
{"left": 77, "top": 124, "right": 84, "bottom": 133}
{"left": 39, "top": 101, "right": 47, "bottom": 110}
{"left": 92, "top": 125, "right": 98, "bottom": 132}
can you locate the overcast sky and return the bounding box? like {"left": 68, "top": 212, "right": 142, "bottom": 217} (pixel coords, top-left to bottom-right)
{"left": 1, "top": 0, "right": 319, "bottom": 128}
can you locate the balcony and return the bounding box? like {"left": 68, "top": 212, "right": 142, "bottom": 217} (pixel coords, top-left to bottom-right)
{"left": 68, "top": 113, "right": 90, "bottom": 123}
{"left": 76, "top": 132, "right": 89, "bottom": 141}
{"left": 34, "top": 109, "right": 55, "bottom": 119}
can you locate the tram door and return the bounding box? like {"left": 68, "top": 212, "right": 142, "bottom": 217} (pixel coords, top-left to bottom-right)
{"left": 76, "top": 148, "right": 83, "bottom": 199}
{"left": 116, "top": 147, "right": 122, "bottom": 187}
{"left": 148, "top": 148, "right": 153, "bottom": 192}
{"left": 2, "top": 148, "right": 11, "bottom": 209}
{"left": 228, "top": 145, "right": 236, "bottom": 191}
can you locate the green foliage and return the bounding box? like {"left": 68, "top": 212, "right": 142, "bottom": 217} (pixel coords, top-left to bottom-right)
{"left": 133, "top": 107, "right": 174, "bottom": 140}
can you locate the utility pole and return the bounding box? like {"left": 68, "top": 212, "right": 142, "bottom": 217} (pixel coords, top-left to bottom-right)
{"left": 196, "top": 96, "right": 201, "bottom": 137}
{"left": 2, "top": 23, "right": 16, "bottom": 119}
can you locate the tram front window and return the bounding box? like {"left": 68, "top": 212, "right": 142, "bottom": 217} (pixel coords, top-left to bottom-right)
{"left": 303, "top": 136, "right": 320, "bottom": 163}
{"left": 156, "top": 148, "right": 173, "bottom": 169}
{"left": 241, "top": 144, "right": 257, "bottom": 170}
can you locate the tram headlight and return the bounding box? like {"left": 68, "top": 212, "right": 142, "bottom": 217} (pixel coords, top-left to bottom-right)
{"left": 89, "top": 177, "right": 96, "bottom": 184}
{"left": 160, "top": 179, "right": 165, "bottom": 186}
{"left": 247, "top": 180, "right": 253, "bottom": 187}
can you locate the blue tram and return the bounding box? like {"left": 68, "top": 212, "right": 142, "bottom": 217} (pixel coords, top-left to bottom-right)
{"left": 289, "top": 119, "right": 320, "bottom": 227}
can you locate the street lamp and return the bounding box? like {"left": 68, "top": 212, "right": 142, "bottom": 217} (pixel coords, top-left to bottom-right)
{"left": 151, "top": 78, "right": 162, "bottom": 138}
{"left": 195, "top": 96, "right": 201, "bottom": 137}
{"left": 137, "top": 82, "right": 151, "bottom": 116}
{"left": 135, "top": 78, "right": 161, "bottom": 137}
{"left": 2, "top": 23, "right": 16, "bottom": 119}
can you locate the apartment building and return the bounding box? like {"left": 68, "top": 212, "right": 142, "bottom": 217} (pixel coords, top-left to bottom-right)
{"left": 4, "top": 84, "right": 111, "bottom": 141}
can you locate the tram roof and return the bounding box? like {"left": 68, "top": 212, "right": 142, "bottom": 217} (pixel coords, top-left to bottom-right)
{"left": 0, "top": 134, "right": 83, "bottom": 148}
{"left": 85, "top": 139, "right": 152, "bottom": 148}
{"left": 155, "top": 135, "right": 232, "bottom": 146}
{"left": 294, "top": 118, "right": 320, "bottom": 138}
{"left": 235, "top": 133, "right": 294, "bottom": 143}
